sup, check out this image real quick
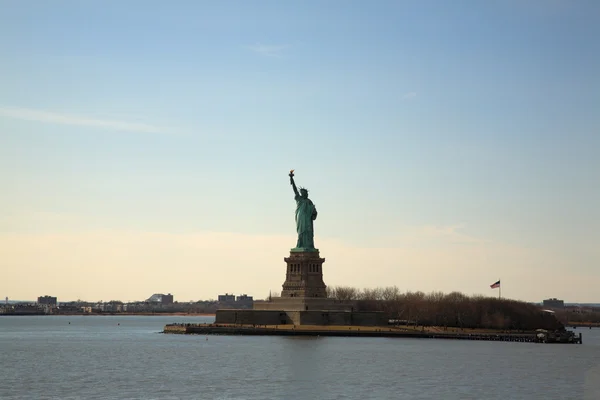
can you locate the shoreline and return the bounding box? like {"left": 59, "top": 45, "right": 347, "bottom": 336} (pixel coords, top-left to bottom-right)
{"left": 1, "top": 313, "right": 216, "bottom": 317}
{"left": 163, "top": 323, "right": 583, "bottom": 344}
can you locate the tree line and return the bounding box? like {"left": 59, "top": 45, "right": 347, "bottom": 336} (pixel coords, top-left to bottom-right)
{"left": 326, "top": 286, "right": 563, "bottom": 331}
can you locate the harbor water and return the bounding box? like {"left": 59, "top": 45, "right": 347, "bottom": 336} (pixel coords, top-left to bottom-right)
{"left": 1, "top": 316, "right": 599, "bottom": 400}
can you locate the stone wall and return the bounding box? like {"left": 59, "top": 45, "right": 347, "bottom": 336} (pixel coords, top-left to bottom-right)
{"left": 253, "top": 297, "right": 354, "bottom": 311}
{"left": 215, "top": 309, "right": 386, "bottom": 327}
{"left": 298, "top": 311, "right": 386, "bottom": 326}
{"left": 351, "top": 312, "right": 388, "bottom": 326}
{"left": 298, "top": 311, "right": 350, "bottom": 325}
{"left": 216, "top": 310, "right": 293, "bottom": 325}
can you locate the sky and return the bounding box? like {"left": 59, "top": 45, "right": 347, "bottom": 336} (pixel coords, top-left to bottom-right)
{"left": 1, "top": 1, "right": 599, "bottom": 303}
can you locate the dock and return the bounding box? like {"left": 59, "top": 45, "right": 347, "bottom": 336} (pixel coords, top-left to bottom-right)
{"left": 163, "top": 323, "right": 582, "bottom": 344}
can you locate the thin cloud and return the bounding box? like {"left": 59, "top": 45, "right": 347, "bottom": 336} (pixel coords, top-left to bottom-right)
{"left": 417, "top": 224, "right": 487, "bottom": 245}
{"left": 0, "top": 106, "right": 170, "bottom": 134}
{"left": 402, "top": 92, "right": 417, "bottom": 99}
{"left": 378, "top": 224, "right": 488, "bottom": 247}
{"left": 246, "top": 43, "right": 289, "bottom": 57}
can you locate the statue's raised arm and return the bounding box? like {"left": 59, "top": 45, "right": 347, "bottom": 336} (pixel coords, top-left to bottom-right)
{"left": 289, "top": 169, "right": 299, "bottom": 197}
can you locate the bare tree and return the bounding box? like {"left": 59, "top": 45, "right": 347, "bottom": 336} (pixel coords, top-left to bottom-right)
{"left": 321, "top": 286, "right": 564, "bottom": 331}
{"left": 331, "top": 286, "right": 359, "bottom": 301}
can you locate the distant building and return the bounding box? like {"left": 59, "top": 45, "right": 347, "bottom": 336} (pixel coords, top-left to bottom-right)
{"left": 37, "top": 295, "right": 57, "bottom": 306}
{"left": 565, "top": 305, "right": 594, "bottom": 314}
{"left": 543, "top": 298, "right": 565, "bottom": 309}
{"left": 236, "top": 294, "right": 253, "bottom": 305}
{"left": 146, "top": 293, "right": 174, "bottom": 305}
{"left": 236, "top": 295, "right": 253, "bottom": 308}
{"left": 217, "top": 293, "right": 254, "bottom": 309}
{"left": 218, "top": 293, "right": 236, "bottom": 303}
{"left": 105, "top": 301, "right": 124, "bottom": 313}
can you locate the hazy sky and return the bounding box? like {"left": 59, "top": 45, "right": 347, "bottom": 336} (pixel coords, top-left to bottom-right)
{"left": 1, "top": 1, "right": 599, "bottom": 303}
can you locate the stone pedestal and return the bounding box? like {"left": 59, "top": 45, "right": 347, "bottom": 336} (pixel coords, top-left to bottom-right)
{"left": 281, "top": 250, "right": 327, "bottom": 298}
{"left": 215, "top": 247, "right": 386, "bottom": 326}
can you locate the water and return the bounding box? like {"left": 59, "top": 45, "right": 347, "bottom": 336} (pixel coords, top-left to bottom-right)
{"left": 1, "top": 316, "right": 599, "bottom": 400}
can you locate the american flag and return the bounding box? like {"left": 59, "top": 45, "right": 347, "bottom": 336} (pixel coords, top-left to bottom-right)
{"left": 490, "top": 280, "right": 500, "bottom": 289}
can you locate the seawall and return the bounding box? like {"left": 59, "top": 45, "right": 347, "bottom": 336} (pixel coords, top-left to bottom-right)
{"left": 163, "top": 323, "right": 581, "bottom": 343}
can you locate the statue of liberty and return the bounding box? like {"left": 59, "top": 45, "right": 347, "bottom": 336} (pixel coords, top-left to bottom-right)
{"left": 289, "top": 170, "right": 318, "bottom": 251}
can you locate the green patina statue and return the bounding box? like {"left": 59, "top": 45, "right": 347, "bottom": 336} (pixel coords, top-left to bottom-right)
{"left": 289, "top": 170, "right": 318, "bottom": 251}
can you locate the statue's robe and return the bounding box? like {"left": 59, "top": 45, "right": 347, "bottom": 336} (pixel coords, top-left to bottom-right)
{"left": 294, "top": 195, "right": 317, "bottom": 249}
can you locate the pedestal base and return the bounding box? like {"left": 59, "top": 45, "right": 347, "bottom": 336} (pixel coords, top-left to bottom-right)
{"left": 281, "top": 250, "right": 327, "bottom": 298}
{"left": 253, "top": 296, "right": 353, "bottom": 311}
{"left": 214, "top": 247, "right": 387, "bottom": 326}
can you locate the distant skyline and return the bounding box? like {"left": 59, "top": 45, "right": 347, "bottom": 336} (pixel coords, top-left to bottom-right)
{"left": 2, "top": 295, "right": 600, "bottom": 307}
{"left": 1, "top": 1, "right": 599, "bottom": 302}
